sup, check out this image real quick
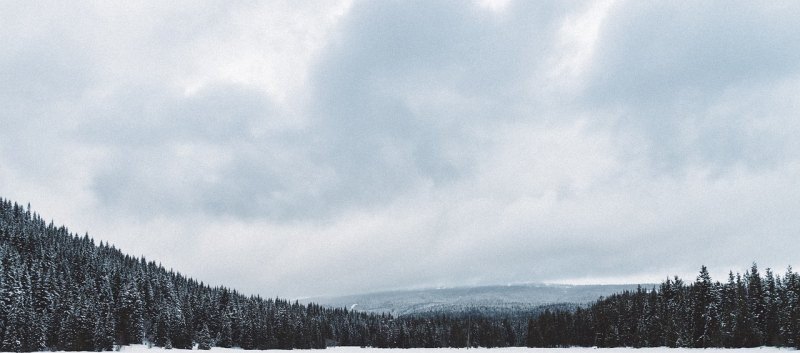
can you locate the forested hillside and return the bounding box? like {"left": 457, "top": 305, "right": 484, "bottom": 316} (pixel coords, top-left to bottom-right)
{"left": 3, "top": 197, "right": 799, "bottom": 351}
{"left": 526, "top": 265, "right": 800, "bottom": 348}
{"left": 0, "top": 198, "right": 358, "bottom": 351}
{"left": 0, "top": 198, "right": 532, "bottom": 351}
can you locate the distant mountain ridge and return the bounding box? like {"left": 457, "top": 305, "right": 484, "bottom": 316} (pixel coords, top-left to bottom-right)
{"left": 306, "top": 283, "right": 647, "bottom": 317}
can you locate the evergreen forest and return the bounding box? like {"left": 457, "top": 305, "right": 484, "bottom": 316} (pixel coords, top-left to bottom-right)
{"left": 1, "top": 197, "right": 799, "bottom": 351}
{"left": 526, "top": 264, "right": 800, "bottom": 349}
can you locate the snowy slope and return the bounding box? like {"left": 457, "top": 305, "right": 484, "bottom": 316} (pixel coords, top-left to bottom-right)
{"left": 305, "top": 283, "right": 646, "bottom": 316}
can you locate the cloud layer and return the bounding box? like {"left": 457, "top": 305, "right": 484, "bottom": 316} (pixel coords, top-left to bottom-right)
{"left": 2, "top": 0, "right": 800, "bottom": 297}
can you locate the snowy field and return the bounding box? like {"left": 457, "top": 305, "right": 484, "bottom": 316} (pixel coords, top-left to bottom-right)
{"left": 16, "top": 345, "right": 789, "bottom": 353}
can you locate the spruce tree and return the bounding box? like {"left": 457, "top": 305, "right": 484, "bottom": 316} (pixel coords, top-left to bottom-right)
{"left": 118, "top": 279, "right": 144, "bottom": 345}
{"left": 746, "top": 263, "right": 765, "bottom": 346}
{"left": 719, "top": 272, "right": 738, "bottom": 347}
{"left": 692, "top": 266, "right": 714, "bottom": 347}
{"left": 764, "top": 268, "right": 780, "bottom": 345}
{"left": 197, "top": 324, "right": 212, "bottom": 350}
{"left": 93, "top": 311, "right": 115, "bottom": 351}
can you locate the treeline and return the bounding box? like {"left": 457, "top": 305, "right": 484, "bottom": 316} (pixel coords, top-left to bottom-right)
{"left": 4, "top": 197, "right": 800, "bottom": 351}
{"left": 526, "top": 265, "right": 800, "bottom": 348}
{"left": 0, "top": 198, "right": 534, "bottom": 351}
{"left": 0, "top": 199, "right": 353, "bottom": 351}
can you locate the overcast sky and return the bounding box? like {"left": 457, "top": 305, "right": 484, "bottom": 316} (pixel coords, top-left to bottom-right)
{"left": 2, "top": 0, "right": 800, "bottom": 298}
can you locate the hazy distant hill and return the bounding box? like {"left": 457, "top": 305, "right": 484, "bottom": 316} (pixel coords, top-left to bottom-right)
{"left": 306, "top": 283, "right": 646, "bottom": 317}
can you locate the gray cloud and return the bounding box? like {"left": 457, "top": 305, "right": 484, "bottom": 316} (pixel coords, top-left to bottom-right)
{"left": 304, "top": 1, "right": 585, "bottom": 210}
{"left": 588, "top": 2, "right": 800, "bottom": 102}
{"left": 582, "top": 1, "right": 800, "bottom": 171}
{"left": 1, "top": 1, "right": 799, "bottom": 297}
{"left": 83, "top": 83, "right": 323, "bottom": 220}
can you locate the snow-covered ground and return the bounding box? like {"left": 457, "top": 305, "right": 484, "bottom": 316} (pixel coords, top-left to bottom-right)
{"left": 326, "top": 348, "right": 794, "bottom": 353}
{"left": 35, "top": 345, "right": 790, "bottom": 353}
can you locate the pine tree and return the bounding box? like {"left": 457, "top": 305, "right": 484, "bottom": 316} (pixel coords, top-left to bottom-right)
{"left": 746, "top": 263, "right": 765, "bottom": 346}
{"left": 219, "top": 314, "right": 233, "bottom": 348}
{"left": 93, "top": 311, "right": 116, "bottom": 351}
{"left": 719, "top": 272, "right": 738, "bottom": 347}
{"left": 118, "top": 279, "right": 144, "bottom": 344}
{"left": 197, "top": 324, "right": 212, "bottom": 350}
{"left": 781, "top": 267, "right": 800, "bottom": 348}
{"left": 1, "top": 257, "right": 27, "bottom": 352}
{"left": 763, "top": 268, "right": 780, "bottom": 346}
{"left": 734, "top": 273, "right": 752, "bottom": 347}
{"left": 692, "top": 266, "right": 714, "bottom": 347}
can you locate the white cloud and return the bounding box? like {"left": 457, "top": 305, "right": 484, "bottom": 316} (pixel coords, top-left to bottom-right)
{"left": 546, "top": 0, "right": 616, "bottom": 92}
{"left": 1, "top": 0, "right": 799, "bottom": 298}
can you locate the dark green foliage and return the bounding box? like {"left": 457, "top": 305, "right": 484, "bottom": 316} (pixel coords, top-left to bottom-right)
{"left": 93, "top": 311, "right": 116, "bottom": 352}
{"left": 197, "top": 324, "right": 212, "bottom": 350}
{"left": 525, "top": 264, "right": 800, "bottom": 348}
{"left": 2, "top": 197, "right": 798, "bottom": 350}
{"left": 691, "top": 266, "right": 718, "bottom": 347}
{"left": 0, "top": 197, "right": 537, "bottom": 350}
{"left": 117, "top": 279, "right": 144, "bottom": 345}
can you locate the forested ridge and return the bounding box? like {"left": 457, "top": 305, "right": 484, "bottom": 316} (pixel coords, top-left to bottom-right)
{"left": 2, "top": 197, "right": 800, "bottom": 351}
{"left": 526, "top": 265, "right": 800, "bottom": 349}
{"left": 0, "top": 198, "right": 530, "bottom": 351}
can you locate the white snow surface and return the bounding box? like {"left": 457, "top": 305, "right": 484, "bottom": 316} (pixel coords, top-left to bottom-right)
{"left": 12, "top": 345, "right": 792, "bottom": 353}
